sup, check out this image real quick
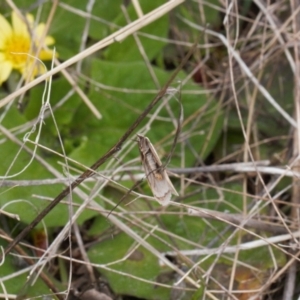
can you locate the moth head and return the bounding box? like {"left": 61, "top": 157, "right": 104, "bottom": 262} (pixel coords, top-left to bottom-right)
{"left": 136, "top": 134, "right": 149, "bottom": 150}
{"left": 135, "top": 134, "right": 143, "bottom": 143}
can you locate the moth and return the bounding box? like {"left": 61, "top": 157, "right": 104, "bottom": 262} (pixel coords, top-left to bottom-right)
{"left": 137, "top": 134, "right": 178, "bottom": 206}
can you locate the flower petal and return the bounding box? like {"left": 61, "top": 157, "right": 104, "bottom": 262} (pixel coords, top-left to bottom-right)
{"left": 19, "top": 61, "right": 45, "bottom": 82}
{"left": 12, "top": 11, "right": 29, "bottom": 38}
{"left": 35, "top": 23, "right": 46, "bottom": 39}
{"left": 0, "top": 60, "right": 13, "bottom": 85}
{"left": 35, "top": 24, "right": 55, "bottom": 46}
{"left": 39, "top": 49, "right": 55, "bottom": 61}
{"left": 0, "top": 11, "right": 57, "bottom": 83}
{"left": 45, "top": 36, "right": 55, "bottom": 45}
{"left": 0, "top": 14, "right": 13, "bottom": 49}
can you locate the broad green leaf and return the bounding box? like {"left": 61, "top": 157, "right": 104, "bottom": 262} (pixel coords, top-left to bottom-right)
{"left": 88, "top": 231, "right": 171, "bottom": 300}
{"left": 69, "top": 59, "right": 223, "bottom": 170}
{"left": 104, "top": 0, "right": 169, "bottom": 62}
{"left": 0, "top": 239, "right": 62, "bottom": 299}
{"left": 0, "top": 104, "right": 96, "bottom": 227}
{"left": 87, "top": 181, "right": 245, "bottom": 299}
{"left": 43, "top": 0, "right": 87, "bottom": 59}
{"left": 89, "top": 0, "right": 123, "bottom": 41}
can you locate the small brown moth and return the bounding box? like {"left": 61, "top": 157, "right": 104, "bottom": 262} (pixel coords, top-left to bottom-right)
{"left": 137, "top": 134, "right": 178, "bottom": 206}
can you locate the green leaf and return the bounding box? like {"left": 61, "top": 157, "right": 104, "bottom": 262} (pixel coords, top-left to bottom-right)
{"left": 0, "top": 103, "right": 97, "bottom": 227}
{"left": 44, "top": 0, "right": 87, "bottom": 59}
{"left": 89, "top": 0, "right": 124, "bottom": 41}
{"left": 0, "top": 239, "right": 62, "bottom": 299}
{"left": 69, "top": 59, "right": 223, "bottom": 169}
{"left": 88, "top": 219, "right": 170, "bottom": 299}
{"left": 104, "top": 0, "right": 169, "bottom": 62}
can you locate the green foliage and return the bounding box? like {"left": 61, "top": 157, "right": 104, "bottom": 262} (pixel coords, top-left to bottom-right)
{"left": 86, "top": 181, "right": 261, "bottom": 299}
{"left": 0, "top": 1, "right": 290, "bottom": 299}
{"left": 88, "top": 232, "right": 171, "bottom": 299}
{"left": 104, "top": 0, "right": 169, "bottom": 62}
{"left": 0, "top": 238, "right": 63, "bottom": 298}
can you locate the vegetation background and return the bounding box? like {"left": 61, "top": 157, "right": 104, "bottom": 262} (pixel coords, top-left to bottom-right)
{"left": 0, "top": 0, "right": 299, "bottom": 299}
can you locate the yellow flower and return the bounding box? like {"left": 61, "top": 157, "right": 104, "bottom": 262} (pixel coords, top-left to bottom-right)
{"left": 0, "top": 11, "right": 56, "bottom": 85}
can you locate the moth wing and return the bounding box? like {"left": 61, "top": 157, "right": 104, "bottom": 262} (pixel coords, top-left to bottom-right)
{"left": 147, "top": 139, "right": 163, "bottom": 166}
{"left": 140, "top": 136, "right": 178, "bottom": 206}
{"left": 147, "top": 140, "right": 178, "bottom": 199}
{"left": 151, "top": 177, "right": 172, "bottom": 206}
{"left": 163, "top": 169, "right": 179, "bottom": 196}
{"left": 142, "top": 161, "right": 170, "bottom": 206}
